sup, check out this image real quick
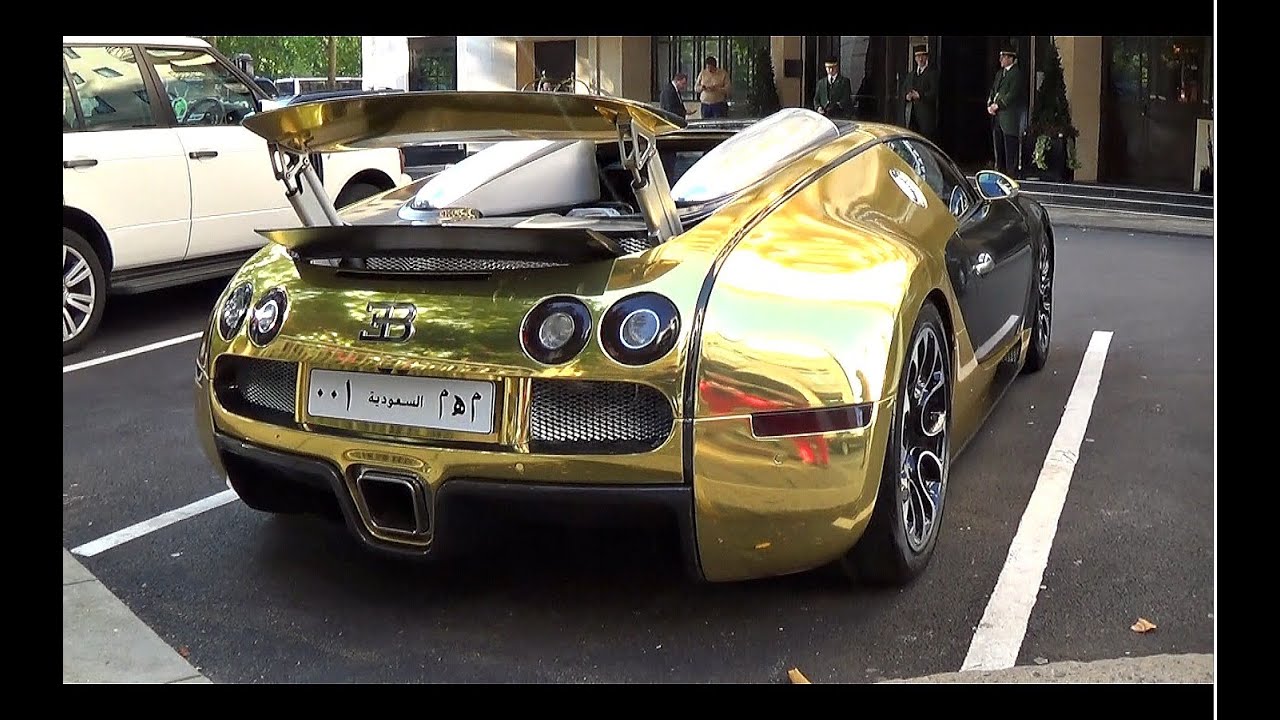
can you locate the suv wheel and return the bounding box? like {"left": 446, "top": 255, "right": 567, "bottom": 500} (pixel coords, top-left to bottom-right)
{"left": 63, "top": 227, "right": 106, "bottom": 356}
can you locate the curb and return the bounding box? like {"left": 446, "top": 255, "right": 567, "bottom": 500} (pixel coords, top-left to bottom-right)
{"left": 63, "top": 549, "right": 211, "bottom": 684}
{"left": 879, "top": 652, "right": 1213, "bottom": 683}
{"left": 1045, "top": 206, "right": 1213, "bottom": 239}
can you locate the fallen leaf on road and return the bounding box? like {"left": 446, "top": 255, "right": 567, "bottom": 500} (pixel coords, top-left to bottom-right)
{"left": 1130, "top": 617, "right": 1157, "bottom": 633}
{"left": 178, "top": 646, "right": 191, "bottom": 658}
{"left": 787, "top": 667, "right": 811, "bottom": 684}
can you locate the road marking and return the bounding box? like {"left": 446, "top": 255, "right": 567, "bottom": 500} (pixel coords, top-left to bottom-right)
{"left": 63, "top": 331, "right": 203, "bottom": 374}
{"left": 961, "top": 330, "right": 1114, "bottom": 672}
{"left": 71, "top": 490, "right": 238, "bottom": 557}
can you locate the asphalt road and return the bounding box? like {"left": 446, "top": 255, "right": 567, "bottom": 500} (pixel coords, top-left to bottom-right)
{"left": 62, "top": 225, "right": 1213, "bottom": 683}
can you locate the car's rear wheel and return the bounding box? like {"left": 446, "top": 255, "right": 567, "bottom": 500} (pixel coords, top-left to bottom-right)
{"left": 336, "top": 181, "right": 382, "bottom": 208}
{"left": 1021, "top": 238, "right": 1053, "bottom": 374}
{"left": 63, "top": 228, "right": 106, "bottom": 356}
{"left": 841, "top": 301, "right": 952, "bottom": 585}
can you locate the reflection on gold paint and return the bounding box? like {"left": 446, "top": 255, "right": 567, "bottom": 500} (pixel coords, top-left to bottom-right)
{"left": 695, "top": 144, "right": 960, "bottom": 419}
{"left": 243, "top": 91, "right": 688, "bottom": 154}
{"left": 692, "top": 408, "right": 891, "bottom": 581}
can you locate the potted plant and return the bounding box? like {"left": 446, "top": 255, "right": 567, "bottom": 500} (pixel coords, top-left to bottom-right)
{"left": 1023, "top": 39, "right": 1081, "bottom": 182}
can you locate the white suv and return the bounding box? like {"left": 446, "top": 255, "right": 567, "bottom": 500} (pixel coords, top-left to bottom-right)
{"left": 62, "top": 36, "right": 412, "bottom": 354}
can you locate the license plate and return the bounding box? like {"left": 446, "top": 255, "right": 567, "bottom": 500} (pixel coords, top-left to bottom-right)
{"left": 307, "top": 369, "right": 496, "bottom": 434}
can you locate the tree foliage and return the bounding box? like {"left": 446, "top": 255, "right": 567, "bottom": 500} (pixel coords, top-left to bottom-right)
{"left": 1028, "top": 38, "right": 1082, "bottom": 171}
{"left": 743, "top": 47, "right": 781, "bottom": 117}
{"left": 204, "top": 36, "right": 361, "bottom": 79}
{"left": 1029, "top": 40, "right": 1077, "bottom": 140}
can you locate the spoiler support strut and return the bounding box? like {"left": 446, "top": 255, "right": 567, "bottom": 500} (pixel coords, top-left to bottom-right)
{"left": 615, "top": 117, "right": 683, "bottom": 242}
{"left": 269, "top": 143, "right": 344, "bottom": 227}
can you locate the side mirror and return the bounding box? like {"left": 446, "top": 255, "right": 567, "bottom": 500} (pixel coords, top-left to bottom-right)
{"left": 974, "top": 170, "right": 1019, "bottom": 201}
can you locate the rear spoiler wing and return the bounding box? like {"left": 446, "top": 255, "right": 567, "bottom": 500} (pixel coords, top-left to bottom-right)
{"left": 243, "top": 91, "right": 688, "bottom": 241}
{"left": 258, "top": 220, "right": 628, "bottom": 264}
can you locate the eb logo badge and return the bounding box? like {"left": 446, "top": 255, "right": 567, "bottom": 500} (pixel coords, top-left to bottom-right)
{"left": 358, "top": 302, "right": 417, "bottom": 342}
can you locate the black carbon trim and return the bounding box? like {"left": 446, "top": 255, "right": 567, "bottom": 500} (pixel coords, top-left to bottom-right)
{"left": 213, "top": 431, "right": 431, "bottom": 559}
{"left": 213, "top": 431, "right": 705, "bottom": 579}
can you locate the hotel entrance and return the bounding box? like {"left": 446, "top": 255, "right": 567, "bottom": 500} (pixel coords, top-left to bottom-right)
{"left": 801, "top": 36, "right": 1033, "bottom": 174}
{"left": 1100, "top": 36, "right": 1213, "bottom": 191}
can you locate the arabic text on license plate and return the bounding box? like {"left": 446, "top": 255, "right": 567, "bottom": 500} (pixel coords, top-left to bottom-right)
{"left": 307, "top": 369, "right": 496, "bottom": 434}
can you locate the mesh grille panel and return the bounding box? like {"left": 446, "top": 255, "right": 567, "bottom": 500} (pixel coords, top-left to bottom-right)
{"left": 362, "top": 256, "right": 565, "bottom": 273}
{"left": 617, "top": 236, "right": 656, "bottom": 254}
{"left": 529, "top": 380, "right": 674, "bottom": 452}
{"left": 214, "top": 356, "right": 298, "bottom": 422}
{"left": 319, "top": 235, "right": 657, "bottom": 275}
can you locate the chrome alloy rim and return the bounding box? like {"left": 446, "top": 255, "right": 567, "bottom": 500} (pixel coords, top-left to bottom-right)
{"left": 63, "top": 243, "right": 95, "bottom": 342}
{"left": 1036, "top": 244, "right": 1053, "bottom": 356}
{"left": 899, "top": 324, "right": 950, "bottom": 553}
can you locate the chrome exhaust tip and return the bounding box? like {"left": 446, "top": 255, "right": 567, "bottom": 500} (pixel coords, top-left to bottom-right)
{"left": 354, "top": 468, "right": 430, "bottom": 537}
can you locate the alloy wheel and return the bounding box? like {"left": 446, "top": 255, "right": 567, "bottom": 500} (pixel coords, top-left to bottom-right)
{"left": 898, "top": 324, "right": 950, "bottom": 553}
{"left": 1036, "top": 243, "right": 1053, "bottom": 356}
{"left": 63, "top": 242, "right": 96, "bottom": 343}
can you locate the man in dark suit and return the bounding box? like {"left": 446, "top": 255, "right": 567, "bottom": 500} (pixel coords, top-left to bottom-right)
{"left": 813, "top": 57, "right": 854, "bottom": 120}
{"left": 660, "top": 72, "right": 690, "bottom": 118}
{"left": 901, "top": 44, "right": 938, "bottom": 138}
{"left": 988, "top": 45, "right": 1027, "bottom": 176}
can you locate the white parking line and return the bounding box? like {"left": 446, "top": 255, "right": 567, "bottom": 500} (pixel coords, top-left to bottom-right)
{"left": 63, "top": 331, "right": 203, "bottom": 374}
{"left": 71, "top": 490, "right": 238, "bottom": 558}
{"left": 961, "top": 330, "right": 1114, "bottom": 672}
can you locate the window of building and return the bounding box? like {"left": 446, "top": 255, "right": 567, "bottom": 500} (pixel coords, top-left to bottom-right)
{"left": 410, "top": 36, "right": 457, "bottom": 91}
{"left": 653, "top": 36, "right": 769, "bottom": 111}
{"left": 1153, "top": 37, "right": 1208, "bottom": 104}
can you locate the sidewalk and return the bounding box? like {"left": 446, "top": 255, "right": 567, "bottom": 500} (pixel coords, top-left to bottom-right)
{"left": 880, "top": 653, "right": 1213, "bottom": 683}
{"left": 63, "top": 549, "right": 211, "bottom": 684}
{"left": 1045, "top": 205, "right": 1213, "bottom": 239}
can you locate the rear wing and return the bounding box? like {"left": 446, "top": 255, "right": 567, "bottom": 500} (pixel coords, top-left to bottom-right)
{"left": 243, "top": 91, "right": 688, "bottom": 241}
{"left": 259, "top": 221, "right": 627, "bottom": 265}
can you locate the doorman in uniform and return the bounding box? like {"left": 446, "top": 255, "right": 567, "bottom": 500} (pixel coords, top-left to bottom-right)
{"left": 902, "top": 44, "right": 938, "bottom": 138}
{"left": 987, "top": 44, "right": 1027, "bottom": 176}
{"left": 813, "top": 57, "right": 855, "bottom": 120}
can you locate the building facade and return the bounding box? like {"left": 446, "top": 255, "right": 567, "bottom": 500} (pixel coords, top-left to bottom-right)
{"left": 361, "top": 35, "right": 1213, "bottom": 192}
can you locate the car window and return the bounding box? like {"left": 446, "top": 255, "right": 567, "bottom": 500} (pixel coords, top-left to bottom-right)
{"left": 923, "top": 144, "right": 978, "bottom": 218}
{"left": 886, "top": 138, "right": 975, "bottom": 219}
{"left": 63, "top": 45, "right": 155, "bottom": 131}
{"left": 62, "top": 69, "right": 80, "bottom": 131}
{"left": 144, "top": 47, "right": 256, "bottom": 126}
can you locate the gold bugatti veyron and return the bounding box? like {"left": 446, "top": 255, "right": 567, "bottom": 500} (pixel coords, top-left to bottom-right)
{"left": 194, "top": 91, "right": 1054, "bottom": 585}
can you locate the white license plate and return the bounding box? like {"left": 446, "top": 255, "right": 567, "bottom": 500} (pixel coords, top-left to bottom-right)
{"left": 307, "top": 369, "right": 496, "bottom": 434}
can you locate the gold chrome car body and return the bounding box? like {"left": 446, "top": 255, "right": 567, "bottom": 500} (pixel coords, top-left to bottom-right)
{"left": 197, "top": 92, "right": 1050, "bottom": 582}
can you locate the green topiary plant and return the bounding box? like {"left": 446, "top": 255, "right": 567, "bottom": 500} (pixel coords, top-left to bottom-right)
{"left": 1028, "top": 39, "right": 1082, "bottom": 172}
{"left": 744, "top": 46, "right": 782, "bottom": 118}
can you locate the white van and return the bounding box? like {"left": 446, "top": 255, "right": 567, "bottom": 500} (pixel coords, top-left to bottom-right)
{"left": 62, "top": 37, "right": 412, "bottom": 354}
{"left": 273, "top": 76, "right": 363, "bottom": 101}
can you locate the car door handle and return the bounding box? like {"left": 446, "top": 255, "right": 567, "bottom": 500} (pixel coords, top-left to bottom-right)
{"left": 188, "top": 150, "right": 218, "bottom": 160}
{"left": 63, "top": 158, "right": 98, "bottom": 169}
{"left": 973, "top": 252, "right": 995, "bottom": 276}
